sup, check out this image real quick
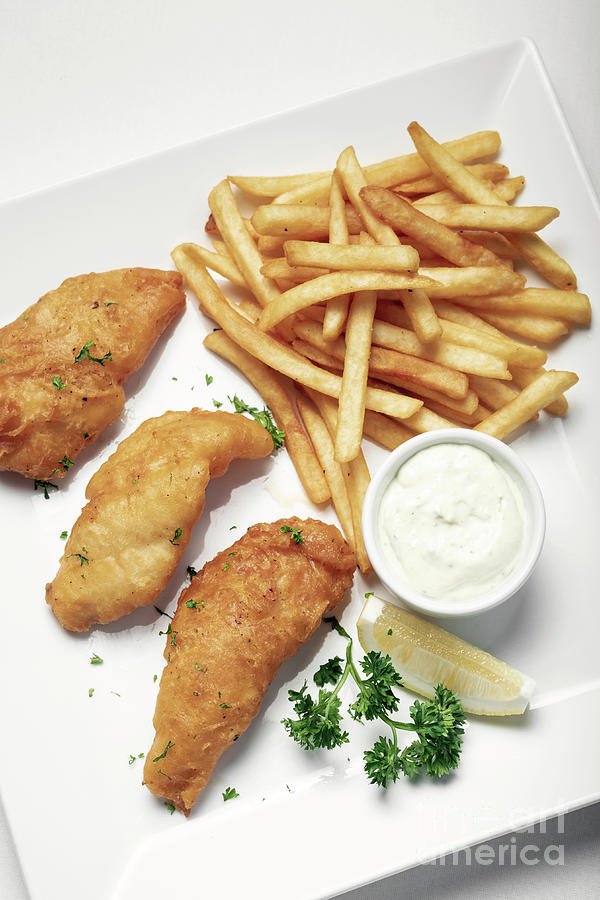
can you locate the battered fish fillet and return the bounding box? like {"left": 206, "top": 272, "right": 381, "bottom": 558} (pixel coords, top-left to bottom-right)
{"left": 144, "top": 517, "right": 356, "bottom": 815}
{"left": 45, "top": 410, "right": 272, "bottom": 632}
{"left": 0, "top": 268, "right": 185, "bottom": 480}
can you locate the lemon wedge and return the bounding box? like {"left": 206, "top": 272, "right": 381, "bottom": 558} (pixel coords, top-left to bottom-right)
{"left": 357, "top": 595, "right": 535, "bottom": 716}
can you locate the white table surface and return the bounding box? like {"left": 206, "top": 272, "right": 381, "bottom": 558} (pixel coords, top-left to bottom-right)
{"left": 1, "top": 1, "right": 599, "bottom": 898}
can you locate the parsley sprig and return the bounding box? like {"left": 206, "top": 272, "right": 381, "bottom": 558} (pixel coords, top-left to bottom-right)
{"left": 228, "top": 394, "right": 285, "bottom": 449}
{"left": 282, "top": 617, "right": 465, "bottom": 788}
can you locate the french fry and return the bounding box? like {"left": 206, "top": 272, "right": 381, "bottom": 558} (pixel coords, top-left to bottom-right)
{"left": 172, "top": 247, "right": 422, "bottom": 420}
{"left": 258, "top": 270, "right": 438, "bottom": 333}
{"left": 475, "top": 310, "right": 570, "bottom": 343}
{"left": 509, "top": 365, "right": 568, "bottom": 416}
{"left": 293, "top": 318, "right": 470, "bottom": 400}
{"left": 370, "top": 317, "right": 511, "bottom": 380}
{"left": 420, "top": 202, "right": 559, "bottom": 233}
{"left": 379, "top": 301, "right": 547, "bottom": 368}
{"left": 336, "top": 146, "right": 400, "bottom": 246}
{"left": 360, "top": 185, "right": 504, "bottom": 268}
{"left": 413, "top": 176, "right": 525, "bottom": 210}
{"left": 323, "top": 169, "right": 350, "bottom": 340}
{"left": 442, "top": 288, "right": 591, "bottom": 326}
{"left": 417, "top": 266, "right": 525, "bottom": 298}
{"left": 296, "top": 398, "right": 356, "bottom": 550}
{"left": 475, "top": 370, "right": 578, "bottom": 440}
{"left": 252, "top": 204, "right": 362, "bottom": 239}
{"left": 179, "top": 242, "right": 246, "bottom": 288}
{"left": 424, "top": 399, "right": 491, "bottom": 426}
{"left": 362, "top": 410, "right": 416, "bottom": 449}
{"left": 506, "top": 232, "right": 577, "bottom": 291}
{"left": 452, "top": 231, "right": 520, "bottom": 259}
{"left": 261, "top": 258, "right": 326, "bottom": 282}
{"left": 284, "top": 240, "right": 420, "bottom": 273}
{"left": 398, "top": 289, "right": 442, "bottom": 344}
{"left": 468, "top": 374, "right": 520, "bottom": 411}
{"left": 271, "top": 130, "right": 501, "bottom": 206}
{"left": 303, "top": 389, "right": 371, "bottom": 573}
{"left": 208, "top": 180, "right": 281, "bottom": 308}
{"left": 202, "top": 330, "right": 330, "bottom": 505}
{"left": 403, "top": 406, "right": 457, "bottom": 433}
{"left": 395, "top": 162, "right": 509, "bottom": 195}
{"left": 335, "top": 285, "right": 377, "bottom": 462}
{"left": 407, "top": 121, "right": 576, "bottom": 289}
{"left": 228, "top": 171, "right": 330, "bottom": 198}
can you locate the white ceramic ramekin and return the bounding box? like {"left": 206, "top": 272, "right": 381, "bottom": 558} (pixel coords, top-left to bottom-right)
{"left": 362, "top": 429, "right": 546, "bottom": 618}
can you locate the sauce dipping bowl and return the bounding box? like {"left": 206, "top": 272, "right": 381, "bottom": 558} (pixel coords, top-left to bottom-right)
{"left": 362, "top": 429, "right": 546, "bottom": 619}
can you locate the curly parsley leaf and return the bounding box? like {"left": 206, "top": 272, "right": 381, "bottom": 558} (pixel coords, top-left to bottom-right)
{"left": 313, "top": 656, "right": 344, "bottom": 687}
{"left": 280, "top": 524, "right": 304, "bottom": 544}
{"left": 228, "top": 394, "right": 285, "bottom": 449}
{"left": 74, "top": 341, "right": 112, "bottom": 366}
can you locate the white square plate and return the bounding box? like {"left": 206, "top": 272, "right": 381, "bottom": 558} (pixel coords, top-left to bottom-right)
{"left": 1, "top": 37, "right": 599, "bottom": 900}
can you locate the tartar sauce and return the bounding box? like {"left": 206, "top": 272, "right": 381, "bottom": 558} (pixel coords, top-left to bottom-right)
{"left": 378, "top": 443, "right": 528, "bottom": 602}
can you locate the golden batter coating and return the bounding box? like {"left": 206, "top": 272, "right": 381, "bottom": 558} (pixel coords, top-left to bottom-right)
{"left": 0, "top": 268, "right": 185, "bottom": 480}
{"left": 143, "top": 517, "right": 356, "bottom": 815}
{"left": 45, "top": 410, "right": 273, "bottom": 632}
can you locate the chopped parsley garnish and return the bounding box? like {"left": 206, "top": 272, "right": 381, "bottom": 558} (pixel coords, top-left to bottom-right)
{"left": 169, "top": 527, "right": 182, "bottom": 546}
{"left": 364, "top": 592, "right": 374, "bottom": 599}
{"left": 60, "top": 530, "right": 68, "bottom": 540}
{"left": 185, "top": 599, "right": 205, "bottom": 609}
{"left": 228, "top": 394, "right": 285, "bottom": 449}
{"left": 67, "top": 546, "right": 89, "bottom": 566}
{"left": 219, "top": 702, "right": 232, "bottom": 709}
{"left": 153, "top": 674, "right": 158, "bottom": 683}
{"left": 34, "top": 480, "right": 58, "bottom": 499}
{"left": 68, "top": 546, "right": 89, "bottom": 565}
{"left": 74, "top": 341, "right": 112, "bottom": 366}
{"left": 164, "top": 802, "right": 176, "bottom": 814}
{"left": 205, "top": 374, "right": 213, "bottom": 385}
{"left": 222, "top": 786, "right": 239, "bottom": 802}
{"left": 280, "top": 524, "right": 305, "bottom": 544}
{"left": 152, "top": 740, "right": 173, "bottom": 762}
{"left": 51, "top": 455, "right": 74, "bottom": 475}
{"left": 224, "top": 563, "right": 230, "bottom": 571}
{"left": 52, "top": 375, "right": 66, "bottom": 390}
{"left": 128, "top": 752, "right": 144, "bottom": 765}
{"left": 387, "top": 629, "right": 393, "bottom": 636}
{"left": 282, "top": 616, "right": 465, "bottom": 788}
{"left": 104, "top": 301, "right": 118, "bottom": 307}
{"left": 171, "top": 376, "right": 178, "bottom": 381}
{"left": 212, "top": 399, "right": 223, "bottom": 408}
{"left": 90, "top": 653, "right": 103, "bottom": 665}
{"left": 83, "top": 432, "right": 89, "bottom": 438}
{"left": 229, "top": 525, "right": 237, "bottom": 530}
{"left": 195, "top": 664, "right": 206, "bottom": 672}
{"left": 187, "top": 565, "right": 198, "bottom": 580}
{"left": 88, "top": 688, "right": 94, "bottom": 698}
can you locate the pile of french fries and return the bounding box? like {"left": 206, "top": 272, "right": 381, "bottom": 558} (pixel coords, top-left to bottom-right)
{"left": 172, "top": 122, "right": 589, "bottom": 573}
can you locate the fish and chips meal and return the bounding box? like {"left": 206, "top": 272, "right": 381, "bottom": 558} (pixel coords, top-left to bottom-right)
{"left": 0, "top": 119, "right": 592, "bottom": 815}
